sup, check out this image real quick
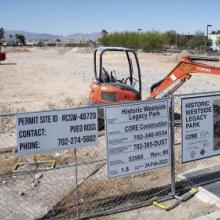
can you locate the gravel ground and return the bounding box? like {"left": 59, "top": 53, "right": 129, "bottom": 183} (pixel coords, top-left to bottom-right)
{"left": 95, "top": 196, "right": 219, "bottom": 220}
{"left": 1, "top": 47, "right": 220, "bottom": 219}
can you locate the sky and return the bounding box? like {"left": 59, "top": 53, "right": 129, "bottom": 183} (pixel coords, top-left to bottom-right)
{"left": 0, "top": 0, "right": 220, "bottom": 35}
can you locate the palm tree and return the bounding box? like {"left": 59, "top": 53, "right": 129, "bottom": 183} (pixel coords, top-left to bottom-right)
{"left": 101, "top": 29, "right": 108, "bottom": 38}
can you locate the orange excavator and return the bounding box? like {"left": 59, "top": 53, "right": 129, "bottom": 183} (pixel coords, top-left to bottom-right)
{"left": 89, "top": 47, "right": 220, "bottom": 129}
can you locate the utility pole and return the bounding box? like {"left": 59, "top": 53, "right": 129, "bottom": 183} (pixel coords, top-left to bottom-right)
{"left": 138, "top": 28, "right": 142, "bottom": 34}
{"left": 175, "top": 33, "right": 178, "bottom": 48}
{"left": 206, "top": 24, "right": 212, "bottom": 50}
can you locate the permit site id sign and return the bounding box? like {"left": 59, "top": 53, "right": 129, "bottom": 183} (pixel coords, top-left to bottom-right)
{"left": 182, "top": 94, "right": 220, "bottom": 162}
{"left": 16, "top": 107, "right": 98, "bottom": 155}
{"left": 105, "top": 99, "right": 171, "bottom": 178}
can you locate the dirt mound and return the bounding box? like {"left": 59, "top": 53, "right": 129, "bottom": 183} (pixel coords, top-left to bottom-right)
{"left": 56, "top": 47, "right": 72, "bottom": 55}
{"left": 65, "top": 47, "right": 93, "bottom": 55}
{"left": 166, "top": 50, "right": 188, "bottom": 63}
{"left": 4, "top": 47, "right": 30, "bottom": 53}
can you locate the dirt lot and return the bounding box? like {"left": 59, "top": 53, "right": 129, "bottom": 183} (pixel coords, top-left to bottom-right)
{"left": 1, "top": 47, "right": 220, "bottom": 219}
{"left": 1, "top": 47, "right": 220, "bottom": 113}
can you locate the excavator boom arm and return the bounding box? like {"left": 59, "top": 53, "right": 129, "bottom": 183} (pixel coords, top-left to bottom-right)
{"left": 150, "top": 56, "right": 220, "bottom": 98}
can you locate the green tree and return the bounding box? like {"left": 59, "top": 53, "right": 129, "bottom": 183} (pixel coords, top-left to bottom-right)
{"left": 216, "top": 36, "right": 220, "bottom": 47}
{"left": 37, "top": 40, "right": 45, "bottom": 47}
{"left": 98, "top": 31, "right": 166, "bottom": 50}
{"left": 187, "top": 31, "right": 205, "bottom": 49}
{"left": 98, "top": 30, "right": 216, "bottom": 50}
{"left": 177, "top": 35, "right": 188, "bottom": 49}
{"left": 15, "top": 34, "right": 26, "bottom": 46}
{"left": 163, "top": 30, "right": 177, "bottom": 46}
{"left": 0, "top": 27, "right": 5, "bottom": 45}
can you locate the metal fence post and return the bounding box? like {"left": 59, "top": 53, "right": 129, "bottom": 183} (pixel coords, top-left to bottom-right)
{"left": 74, "top": 148, "right": 80, "bottom": 219}
{"left": 170, "top": 97, "right": 176, "bottom": 196}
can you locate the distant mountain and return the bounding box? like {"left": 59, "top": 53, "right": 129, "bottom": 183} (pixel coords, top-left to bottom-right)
{"left": 65, "top": 32, "right": 101, "bottom": 41}
{"left": 5, "top": 30, "right": 63, "bottom": 41}
{"left": 4, "top": 30, "right": 101, "bottom": 41}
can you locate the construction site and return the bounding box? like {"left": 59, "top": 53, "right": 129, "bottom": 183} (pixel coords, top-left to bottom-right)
{"left": 3, "top": 1, "right": 220, "bottom": 220}
{"left": 0, "top": 46, "right": 220, "bottom": 220}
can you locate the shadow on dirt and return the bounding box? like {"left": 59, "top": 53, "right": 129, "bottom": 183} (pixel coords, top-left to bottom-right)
{"left": 0, "top": 63, "right": 17, "bottom": 65}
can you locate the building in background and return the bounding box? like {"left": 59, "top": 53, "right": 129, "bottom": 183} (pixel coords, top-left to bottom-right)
{"left": 209, "top": 33, "right": 220, "bottom": 51}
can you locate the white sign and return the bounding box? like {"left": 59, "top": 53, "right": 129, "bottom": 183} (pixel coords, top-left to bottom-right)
{"left": 105, "top": 99, "right": 171, "bottom": 179}
{"left": 182, "top": 95, "right": 220, "bottom": 162}
{"left": 16, "top": 107, "right": 98, "bottom": 155}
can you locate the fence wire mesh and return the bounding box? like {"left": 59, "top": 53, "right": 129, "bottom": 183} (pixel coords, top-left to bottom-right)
{"left": 1, "top": 92, "right": 220, "bottom": 219}
{"left": 173, "top": 92, "right": 220, "bottom": 191}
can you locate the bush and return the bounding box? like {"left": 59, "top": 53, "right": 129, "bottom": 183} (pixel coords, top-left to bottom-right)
{"left": 98, "top": 30, "right": 210, "bottom": 51}
{"left": 98, "top": 31, "right": 167, "bottom": 50}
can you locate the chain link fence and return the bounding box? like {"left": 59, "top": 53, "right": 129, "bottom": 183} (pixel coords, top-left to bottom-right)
{"left": 1, "top": 92, "right": 220, "bottom": 219}
{"left": 173, "top": 91, "right": 220, "bottom": 192}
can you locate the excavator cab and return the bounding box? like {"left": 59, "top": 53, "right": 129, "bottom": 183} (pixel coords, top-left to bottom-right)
{"left": 89, "top": 47, "right": 142, "bottom": 104}
{"left": 89, "top": 47, "right": 220, "bottom": 130}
